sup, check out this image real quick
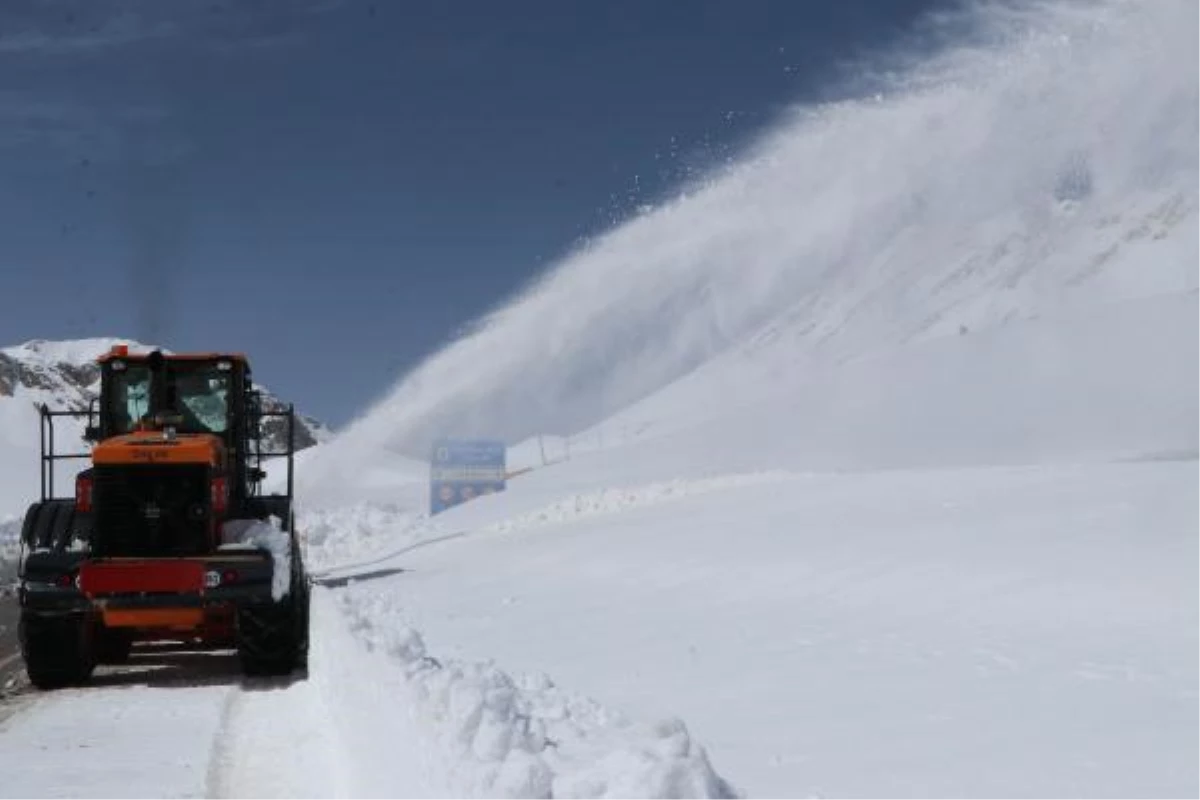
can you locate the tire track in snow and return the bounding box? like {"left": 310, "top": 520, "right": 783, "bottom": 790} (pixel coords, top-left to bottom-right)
{"left": 205, "top": 689, "right": 242, "bottom": 798}
{"left": 210, "top": 597, "right": 347, "bottom": 798}
{"left": 209, "top": 673, "right": 345, "bottom": 799}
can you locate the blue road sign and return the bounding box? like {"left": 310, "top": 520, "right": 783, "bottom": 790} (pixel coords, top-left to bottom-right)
{"left": 430, "top": 439, "right": 506, "bottom": 515}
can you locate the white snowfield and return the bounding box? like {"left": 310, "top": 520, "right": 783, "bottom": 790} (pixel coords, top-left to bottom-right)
{"left": 345, "top": 460, "right": 1195, "bottom": 798}
{"left": 0, "top": 0, "right": 1197, "bottom": 797}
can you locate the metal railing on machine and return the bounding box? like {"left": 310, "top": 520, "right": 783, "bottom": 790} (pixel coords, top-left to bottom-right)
{"left": 39, "top": 400, "right": 97, "bottom": 502}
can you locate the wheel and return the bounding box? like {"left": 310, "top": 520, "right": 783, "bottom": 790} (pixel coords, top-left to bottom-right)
{"left": 19, "top": 612, "right": 96, "bottom": 690}
{"left": 237, "top": 549, "right": 309, "bottom": 676}
{"left": 36, "top": 502, "right": 68, "bottom": 550}
{"left": 53, "top": 504, "right": 90, "bottom": 552}
{"left": 236, "top": 598, "right": 301, "bottom": 676}
{"left": 19, "top": 502, "right": 45, "bottom": 549}
{"left": 49, "top": 504, "right": 78, "bottom": 552}
{"left": 236, "top": 531, "right": 309, "bottom": 677}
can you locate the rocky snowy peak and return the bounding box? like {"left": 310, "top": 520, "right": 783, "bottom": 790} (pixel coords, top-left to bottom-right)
{"left": 0, "top": 338, "right": 329, "bottom": 452}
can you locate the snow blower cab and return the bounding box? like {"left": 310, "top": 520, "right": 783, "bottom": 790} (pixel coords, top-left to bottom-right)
{"left": 17, "top": 345, "right": 309, "bottom": 689}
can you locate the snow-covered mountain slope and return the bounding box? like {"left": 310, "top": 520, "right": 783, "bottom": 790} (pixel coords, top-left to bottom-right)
{"left": 314, "top": 0, "right": 1196, "bottom": 476}
{"left": 574, "top": 289, "right": 1197, "bottom": 474}
{"left": 0, "top": 338, "right": 329, "bottom": 558}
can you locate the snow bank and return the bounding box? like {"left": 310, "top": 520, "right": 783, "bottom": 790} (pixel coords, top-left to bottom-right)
{"left": 300, "top": 502, "right": 436, "bottom": 573}
{"left": 484, "top": 473, "right": 793, "bottom": 535}
{"left": 330, "top": 589, "right": 737, "bottom": 799}
{"left": 219, "top": 517, "right": 291, "bottom": 600}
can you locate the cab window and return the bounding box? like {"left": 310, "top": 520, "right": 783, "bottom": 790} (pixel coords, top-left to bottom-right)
{"left": 110, "top": 366, "right": 152, "bottom": 434}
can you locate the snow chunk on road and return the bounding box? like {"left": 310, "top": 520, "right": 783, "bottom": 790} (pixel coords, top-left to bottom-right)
{"left": 219, "top": 517, "right": 291, "bottom": 600}
{"left": 336, "top": 589, "right": 737, "bottom": 799}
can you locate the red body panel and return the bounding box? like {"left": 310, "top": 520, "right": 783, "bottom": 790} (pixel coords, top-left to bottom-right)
{"left": 79, "top": 560, "right": 206, "bottom": 596}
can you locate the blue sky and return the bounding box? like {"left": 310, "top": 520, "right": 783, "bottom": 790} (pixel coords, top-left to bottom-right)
{"left": 0, "top": 0, "right": 945, "bottom": 426}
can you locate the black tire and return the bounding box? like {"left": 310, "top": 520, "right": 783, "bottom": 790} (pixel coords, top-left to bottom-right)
{"left": 237, "top": 599, "right": 301, "bottom": 676}
{"left": 54, "top": 506, "right": 91, "bottom": 553}
{"left": 19, "top": 612, "right": 96, "bottom": 690}
{"left": 35, "top": 502, "right": 68, "bottom": 550}
{"left": 237, "top": 537, "right": 309, "bottom": 677}
{"left": 49, "top": 505, "right": 76, "bottom": 552}
{"left": 19, "top": 502, "right": 45, "bottom": 549}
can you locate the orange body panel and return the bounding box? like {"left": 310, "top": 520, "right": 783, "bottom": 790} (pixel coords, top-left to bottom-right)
{"left": 92, "top": 433, "right": 224, "bottom": 467}
{"left": 102, "top": 608, "right": 205, "bottom": 629}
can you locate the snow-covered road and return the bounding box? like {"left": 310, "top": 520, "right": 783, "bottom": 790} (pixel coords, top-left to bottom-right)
{"left": 0, "top": 580, "right": 734, "bottom": 799}
{"left": 0, "top": 609, "right": 358, "bottom": 799}
{"left": 0, "top": 634, "right": 314, "bottom": 797}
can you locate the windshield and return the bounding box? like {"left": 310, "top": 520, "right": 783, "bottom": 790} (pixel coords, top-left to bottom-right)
{"left": 172, "top": 368, "right": 230, "bottom": 434}
{"left": 108, "top": 363, "right": 231, "bottom": 435}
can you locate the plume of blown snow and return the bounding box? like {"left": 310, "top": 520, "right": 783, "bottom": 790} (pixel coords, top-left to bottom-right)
{"left": 320, "top": 0, "right": 1195, "bottom": 478}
